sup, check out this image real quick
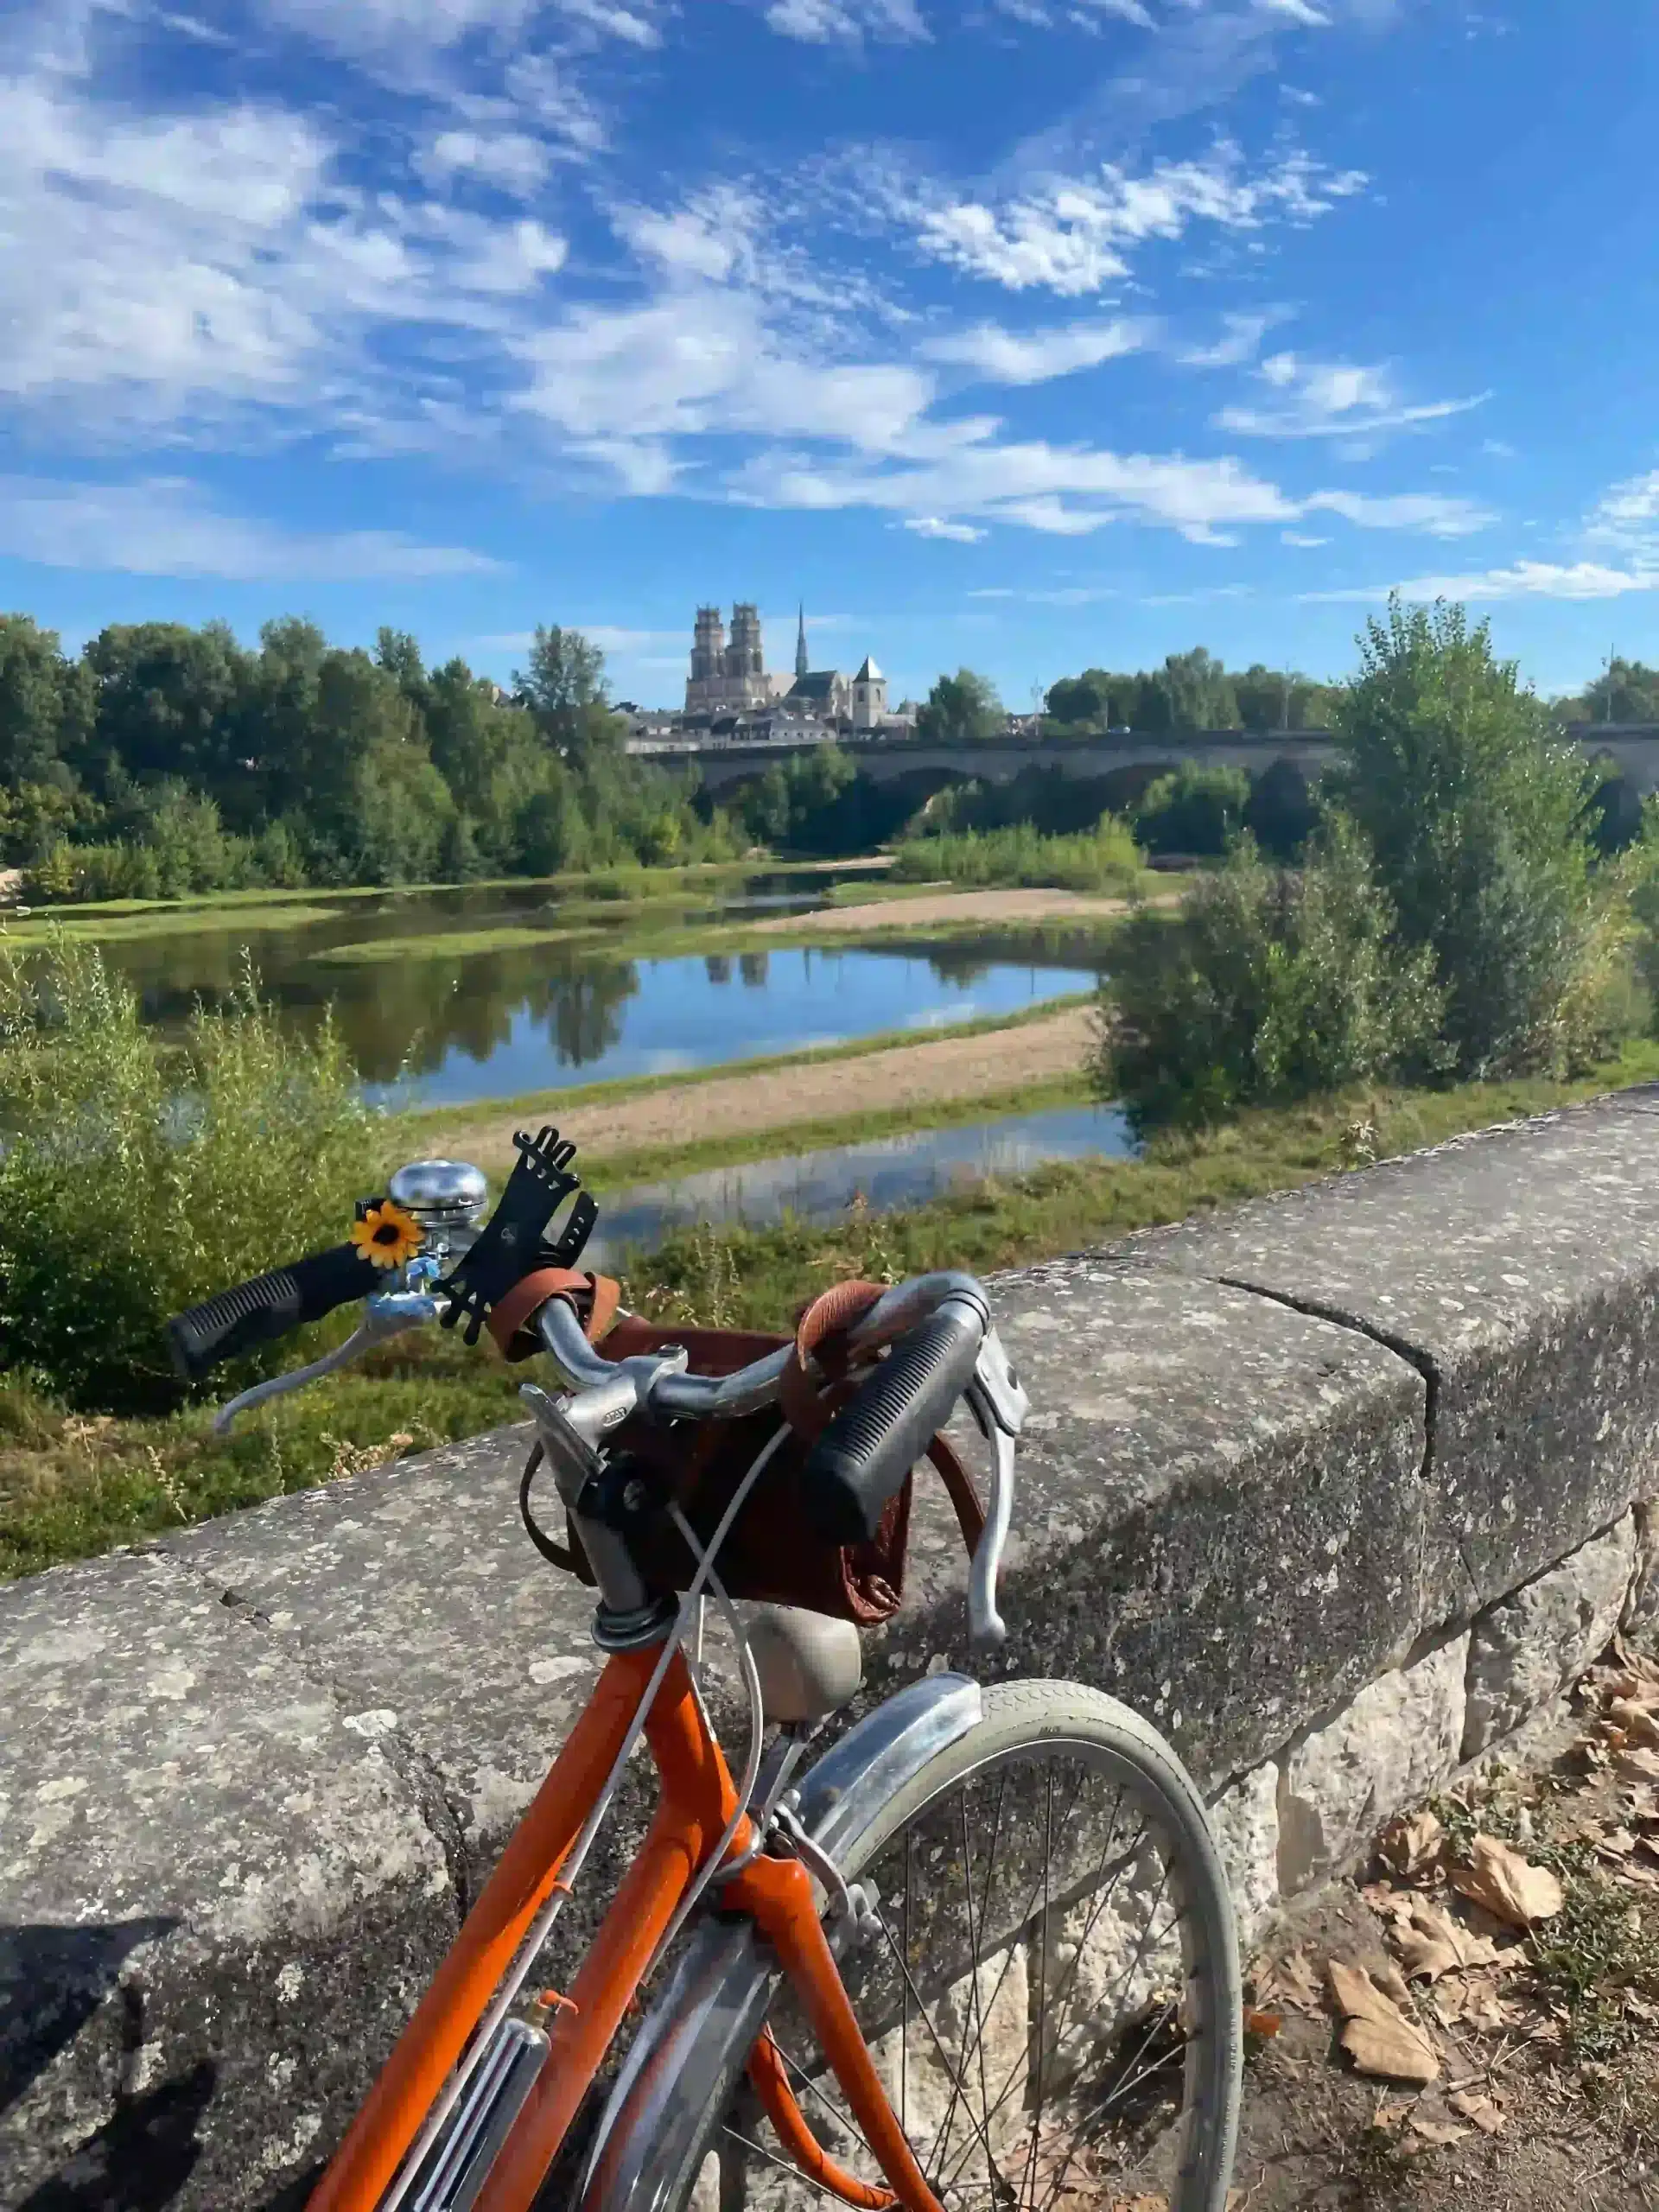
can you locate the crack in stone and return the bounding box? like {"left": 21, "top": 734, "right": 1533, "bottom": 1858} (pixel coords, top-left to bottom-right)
{"left": 151, "top": 1548, "right": 474, "bottom": 1927}
{"left": 1212, "top": 1273, "right": 1484, "bottom": 1624}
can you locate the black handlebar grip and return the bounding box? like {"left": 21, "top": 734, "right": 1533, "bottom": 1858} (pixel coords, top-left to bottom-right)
{"left": 802, "top": 1294, "right": 987, "bottom": 1546}
{"left": 167, "top": 1244, "right": 382, "bottom": 1382}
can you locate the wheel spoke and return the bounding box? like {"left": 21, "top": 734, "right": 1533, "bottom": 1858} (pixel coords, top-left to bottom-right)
{"left": 709, "top": 1698, "right": 1239, "bottom": 2212}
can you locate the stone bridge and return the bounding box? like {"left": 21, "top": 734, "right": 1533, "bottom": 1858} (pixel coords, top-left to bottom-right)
{"left": 635, "top": 723, "right": 1659, "bottom": 798}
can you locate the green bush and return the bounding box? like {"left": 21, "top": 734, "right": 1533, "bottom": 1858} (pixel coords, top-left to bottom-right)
{"left": 1132, "top": 762, "right": 1250, "bottom": 856}
{"left": 890, "top": 818, "right": 1145, "bottom": 894}
{"left": 1096, "top": 826, "right": 1445, "bottom": 1134}
{"left": 0, "top": 937, "right": 384, "bottom": 1414}
{"left": 1326, "top": 597, "right": 1603, "bottom": 1077}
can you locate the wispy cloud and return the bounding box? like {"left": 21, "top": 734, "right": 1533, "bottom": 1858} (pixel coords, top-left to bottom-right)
{"left": 764, "top": 0, "right": 929, "bottom": 42}
{"left": 920, "top": 316, "right": 1154, "bottom": 385}
{"left": 1305, "top": 562, "right": 1659, "bottom": 605}
{"left": 914, "top": 145, "right": 1367, "bottom": 296}
{"left": 902, "top": 515, "right": 987, "bottom": 541}
{"left": 1216, "top": 353, "right": 1488, "bottom": 440}
{"left": 0, "top": 476, "right": 503, "bottom": 579}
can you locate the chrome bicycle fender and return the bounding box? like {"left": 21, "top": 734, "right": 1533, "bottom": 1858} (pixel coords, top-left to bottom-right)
{"left": 575, "top": 1672, "right": 982, "bottom": 2212}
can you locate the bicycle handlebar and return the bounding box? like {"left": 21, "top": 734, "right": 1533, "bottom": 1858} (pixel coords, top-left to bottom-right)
{"left": 800, "top": 1289, "right": 988, "bottom": 1544}
{"left": 168, "top": 1244, "right": 383, "bottom": 1382}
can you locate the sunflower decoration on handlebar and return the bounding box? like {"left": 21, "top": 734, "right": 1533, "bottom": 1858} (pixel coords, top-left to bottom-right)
{"left": 349, "top": 1197, "right": 425, "bottom": 1271}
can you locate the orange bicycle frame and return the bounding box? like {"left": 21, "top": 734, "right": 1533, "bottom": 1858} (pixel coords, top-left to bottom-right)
{"left": 305, "top": 1643, "right": 944, "bottom": 2212}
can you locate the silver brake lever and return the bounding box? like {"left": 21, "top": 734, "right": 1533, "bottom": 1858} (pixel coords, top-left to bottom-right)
{"left": 963, "top": 1325, "right": 1028, "bottom": 1650}
{"left": 211, "top": 1291, "right": 442, "bottom": 1435}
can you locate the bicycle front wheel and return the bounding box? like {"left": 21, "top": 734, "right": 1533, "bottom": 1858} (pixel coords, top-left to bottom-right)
{"left": 714, "top": 1678, "right": 1243, "bottom": 2212}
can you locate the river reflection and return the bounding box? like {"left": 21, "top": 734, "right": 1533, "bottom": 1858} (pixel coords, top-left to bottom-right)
{"left": 91, "top": 874, "right": 1097, "bottom": 1104}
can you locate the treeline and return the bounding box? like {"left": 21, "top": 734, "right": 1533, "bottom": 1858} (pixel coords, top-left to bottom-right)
{"left": 1044, "top": 648, "right": 1341, "bottom": 735}
{"left": 1553, "top": 657, "right": 1659, "bottom": 726}
{"left": 0, "top": 615, "right": 734, "bottom": 899}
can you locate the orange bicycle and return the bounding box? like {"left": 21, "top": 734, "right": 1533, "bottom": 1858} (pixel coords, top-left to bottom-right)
{"left": 171, "top": 1129, "right": 1243, "bottom": 2212}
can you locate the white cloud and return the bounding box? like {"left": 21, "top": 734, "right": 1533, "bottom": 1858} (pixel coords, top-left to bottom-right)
{"left": 1587, "top": 467, "right": 1659, "bottom": 550}
{"left": 0, "top": 475, "right": 502, "bottom": 579}
{"left": 994, "top": 0, "right": 1154, "bottom": 25}
{"left": 920, "top": 316, "right": 1153, "bottom": 385}
{"left": 1308, "top": 489, "right": 1494, "bottom": 537}
{"left": 916, "top": 146, "right": 1366, "bottom": 296}
{"left": 418, "top": 128, "right": 552, "bottom": 196}
{"left": 1305, "top": 561, "right": 1659, "bottom": 606}
{"left": 1178, "top": 310, "right": 1284, "bottom": 368}
{"left": 764, "top": 0, "right": 929, "bottom": 41}
{"left": 0, "top": 70, "right": 575, "bottom": 436}
{"left": 1216, "top": 353, "right": 1488, "bottom": 439}
{"left": 902, "top": 516, "right": 987, "bottom": 542}
{"left": 1257, "top": 0, "right": 1331, "bottom": 23}
{"left": 1281, "top": 530, "right": 1329, "bottom": 546}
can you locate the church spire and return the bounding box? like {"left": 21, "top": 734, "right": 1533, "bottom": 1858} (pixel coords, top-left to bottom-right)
{"left": 795, "top": 601, "right": 809, "bottom": 681}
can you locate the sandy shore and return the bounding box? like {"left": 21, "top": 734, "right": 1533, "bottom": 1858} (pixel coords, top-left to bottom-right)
{"left": 762, "top": 885, "right": 1173, "bottom": 935}
{"left": 421, "top": 1004, "right": 1096, "bottom": 1173}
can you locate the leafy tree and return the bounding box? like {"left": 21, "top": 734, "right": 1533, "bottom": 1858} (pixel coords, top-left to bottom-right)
{"left": 917, "top": 668, "right": 1003, "bottom": 745}
{"left": 82, "top": 621, "right": 249, "bottom": 803}
{"left": 1045, "top": 674, "right": 1105, "bottom": 727}
{"left": 0, "top": 616, "right": 95, "bottom": 791}
{"left": 513, "top": 625, "right": 623, "bottom": 771}
{"left": 1156, "top": 647, "right": 1237, "bottom": 734}
{"left": 1325, "top": 595, "right": 1600, "bottom": 1076}
{"left": 1132, "top": 762, "right": 1249, "bottom": 856}
{"left": 1555, "top": 658, "right": 1659, "bottom": 726}
{"left": 1242, "top": 757, "right": 1319, "bottom": 861}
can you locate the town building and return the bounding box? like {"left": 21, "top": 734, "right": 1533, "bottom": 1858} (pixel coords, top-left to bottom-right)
{"left": 627, "top": 602, "right": 910, "bottom": 752}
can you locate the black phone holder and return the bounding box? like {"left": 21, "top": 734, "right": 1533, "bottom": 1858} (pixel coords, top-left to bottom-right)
{"left": 436, "top": 1125, "right": 598, "bottom": 1345}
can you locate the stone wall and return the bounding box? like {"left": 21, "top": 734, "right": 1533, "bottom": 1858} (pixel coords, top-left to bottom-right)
{"left": 6, "top": 1088, "right": 1659, "bottom": 2208}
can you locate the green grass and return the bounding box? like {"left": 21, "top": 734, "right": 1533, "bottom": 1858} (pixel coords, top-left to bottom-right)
{"left": 1, "top": 856, "right": 817, "bottom": 944}
{"left": 10, "top": 1036, "right": 1657, "bottom": 1582}
{"left": 313, "top": 923, "right": 599, "bottom": 966}
{"left": 398, "top": 992, "right": 1096, "bottom": 1155}
{"left": 890, "top": 822, "right": 1147, "bottom": 895}
{"left": 3, "top": 902, "right": 346, "bottom": 943}
{"left": 0, "top": 1331, "right": 523, "bottom": 1583}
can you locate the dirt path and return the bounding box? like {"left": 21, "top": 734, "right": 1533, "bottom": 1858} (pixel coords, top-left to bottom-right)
{"left": 420, "top": 1004, "right": 1096, "bottom": 1173}
{"left": 758, "top": 885, "right": 1176, "bottom": 935}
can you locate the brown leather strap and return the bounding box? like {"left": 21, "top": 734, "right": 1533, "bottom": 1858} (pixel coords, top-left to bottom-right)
{"left": 486, "top": 1268, "right": 621, "bottom": 1363}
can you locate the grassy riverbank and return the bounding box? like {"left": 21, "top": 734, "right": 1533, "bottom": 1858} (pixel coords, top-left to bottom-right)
{"left": 2, "top": 855, "right": 890, "bottom": 946}
{"left": 7, "top": 1039, "right": 1657, "bottom": 1583}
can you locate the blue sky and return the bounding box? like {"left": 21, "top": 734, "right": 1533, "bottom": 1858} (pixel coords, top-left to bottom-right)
{"left": 2, "top": 0, "right": 1656, "bottom": 709}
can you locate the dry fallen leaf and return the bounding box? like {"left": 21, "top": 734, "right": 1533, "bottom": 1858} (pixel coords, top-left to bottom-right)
{"left": 1412, "top": 2117, "right": 1471, "bottom": 2147}
{"left": 1394, "top": 1897, "right": 1502, "bottom": 1983}
{"left": 1370, "top": 2095, "right": 1414, "bottom": 2133}
{"left": 1243, "top": 2006, "right": 1282, "bottom": 2038}
{"left": 1379, "top": 1808, "right": 1445, "bottom": 1881}
{"left": 1611, "top": 1698, "right": 1659, "bottom": 1745}
{"left": 1374, "top": 1958, "right": 1415, "bottom": 2006}
{"left": 1327, "top": 1959, "right": 1440, "bottom": 2084}
{"left": 1447, "top": 2088, "right": 1504, "bottom": 2135}
{"left": 1451, "top": 1834, "right": 1564, "bottom": 1929}
{"left": 1257, "top": 1946, "right": 1323, "bottom": 2015}
{"left": 1617, "top": 1746, "right": 1659, "bottom": 1785}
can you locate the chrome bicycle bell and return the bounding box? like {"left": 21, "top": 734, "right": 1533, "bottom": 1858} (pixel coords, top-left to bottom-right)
{"left": 388, "top": 1158, "right": 489, "bottom": 1266}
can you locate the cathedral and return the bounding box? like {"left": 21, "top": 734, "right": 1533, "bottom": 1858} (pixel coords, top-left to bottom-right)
{"left": 683, "top": 603, "right": 889, "bottom": 730}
